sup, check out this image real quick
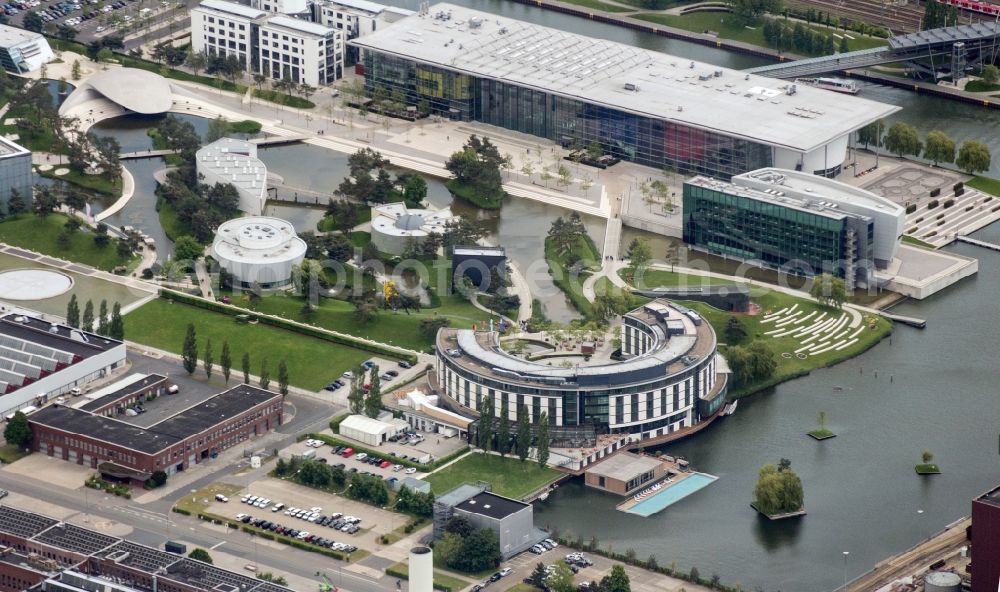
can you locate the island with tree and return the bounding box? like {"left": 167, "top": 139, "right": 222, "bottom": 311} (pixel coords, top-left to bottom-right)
{"left": 751, "top": 459, "right": 805, "bottom": 519}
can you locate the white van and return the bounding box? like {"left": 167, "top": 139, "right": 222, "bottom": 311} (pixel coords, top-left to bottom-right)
{"left": 167, "top": 385, "right": 179, "bottom": 394}
{"left": 302, "top": 449, "right": 316, "bottom": 460}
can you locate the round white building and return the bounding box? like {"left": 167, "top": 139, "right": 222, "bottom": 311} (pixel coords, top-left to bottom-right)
{"left": 211, "top": 216, "right": 307, "bottom": 289}
{"left": 370, "top": 203, "right": 458, "bottom": 255}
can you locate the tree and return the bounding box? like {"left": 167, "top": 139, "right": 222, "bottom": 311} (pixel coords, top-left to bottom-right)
{"left": 348, "top": 366, "right": 365, "bottom": 414}
{"left": 725, "top": 317, "right": 747, "bottom": 344}
{"left": 922, "top": 448, "right": 934, "bottom": 464}
{"left": 600, "top": 565, "right": 632, "bottom": 592}
{"left": 33, "top": 188, "right": 58, "bottom": 219}
{"left": 445, "top": 515, "right": 475, "bottom": 538}
{"left": 453, "top": 528, "right": 500, "bottom": 572}
{"left": 753, "top": 462, "right": 804, "bottom": 515}
{"left": 857, "top": 119, "right": 885, "bottom": 150}
{"left": 727, "top": 341, "right": 777, "bottom": 387}
{"left": 817, "top": 410, "right": 827, "bottom": 431}
{"left": 71, "top": 60, "right": 82, "bottom": 81}
{"left": 147, "top": 470, "right": 168, "bottom": 488}
{"left": 626, "top": 237, "right": 652, "bottom": 275}
{"left": 529, "top": 563, "right": 549, "bottom": 587}
{"left": 66, "top": 295, "right": 80, "bottom": 328}
{"left": 109, "top": 302, "right": 124, "bottom": 340}
{"left": 364, "top": 366, "right": 382, "bottom": 418}
{"left": 259, "top": 358, "right": 270, "bottom": 390}
{"left": 203, "top": 338, "right": 214, "bottom": 379}
{"left": 419, "top": 316, "right": 451, "bottom": 339}
{"left": 275, "top": 359, "right": 289, "bottom": 396}
{"left": 839, "top": 35, "right": 849, "bottom": 54}
{"left": 182, "top": 323, "right": 198, "bottom": 374}
{"left": 478, "top": 395, "right": 494, "bottom": 450}
{"left": 957, "top": 140, "right": 992, "bottom": 174}
{"left": 730, "top": 0, "right": 781, "bottom": 24}
{"left": 444, "top": 135, "right": 506, "bottom": 208}
{"left": 810, "top": 273, "right": 847, "bottom": 308}
{"left": 242, "top": 352, "right": 251, "bottom": 384}
{"left": 3, "top": 411, "right": 32, "bottom": 448}
{"left": 537, "top": 411, "right": 550, "bottom": 467}
{"left": 97, "top": 300, "right": 109, "bottom": 336}
{"left": 22, "top": 11, "right": 43, "bottom": 32}
{"left": 188, "top": 548, "right": 213, "bottom": 564}
{"left": 983, "top": 64, "right": 1000, "bottom": 85}
{"left": 922, "top": 130, "right": 955, "bottom": 166}
{"left": 402, "top": 174, "right": 428, "bottom": 207}
{"left": 206, "top": 116, "right": 229, "bottom": 143}
{"left": 82, "top": 300, "right": 94, "bottom": 332}
{"left": 496, "top": 404, "right": 511, "bottom": 457}
{"left": 63, "top": 189, "right": 86, "bottom": 213}
{"left": 884, "top": 122, "right": 922, "bottom": 158}
{"left": 545, "top": 560, "right": 576, "bottom": 592}
{"left": 219, "top": 341, "right": 232, "bottom": 384}
{"left": 6, "top": 189, "right": 25, "bottom": 217}
{"left": 516, "top": 404, "right": 531, "bottom": 462}
{"left": 173, "top": 235, "right": 203, "bottom": 264}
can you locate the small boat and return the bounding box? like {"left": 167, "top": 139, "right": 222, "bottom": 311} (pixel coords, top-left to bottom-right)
{"left": 794, "top": 77, "right": 860, "bottom": 95}
{"left": 539, "top": 492, "right": 549, "bottom": 501}
{"left": 724, "top": 400, "right": 739, "bottom": 416}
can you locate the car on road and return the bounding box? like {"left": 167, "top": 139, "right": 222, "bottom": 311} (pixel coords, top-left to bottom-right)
{"left": 342, "top": 371, "right": 353, "bottom": 378}
{"left": 215, "top": 494, "right": 229, "bottom": 502}
{"left": 489, "top": 572, "right": 502, "bottom": 582}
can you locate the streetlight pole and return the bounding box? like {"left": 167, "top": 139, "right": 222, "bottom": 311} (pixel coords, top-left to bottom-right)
{"left": 842, "top": 551, "right": 850, "bottom": 591}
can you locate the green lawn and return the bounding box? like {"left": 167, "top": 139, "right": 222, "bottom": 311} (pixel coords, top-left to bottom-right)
{"left": 424, "top": 453, "right": 561, "bottom": 500}
{"left": 544, "top": 235, "right": 601, "bottom": 320}
{"left": 0, "top": 444, "right": 30, "bottom": 464}
{"left": 901, "top": 235, "right": 937, "bottom": 250}
{"left": 915, "top": 463, "right": 941, "bottom": 475}
{"left": 317, "top": 205, "right": 372, "bottom": 232}
{"left": 557, "top": 0, "right": 633, "bottom": 12}
{"left": 157, "top": 198, "right": 192, "bottom": 242}
{"left": 124, "top": 298, "right": 374, "bottom": 390}
{"left": 968, "top": 175, "right": 1000, "bottom": 197}
{"left": 629, "top": 268, "right": 739, "bottom": 289}
{"left": 633, "top": 13, "right": 887, "bottom": 54}
{"left": 0, "top": 214, "right": 136, "bottom": 271}
{"left": 172, "top": 483, "right": 244, "bottom": 515}
{"left": 965, "top": 80, "right": 1000, "bottom": 93}
{"left": 676, "top": 289, "right": 891, "bottom": 398}
{"left": 37, "top": 167, "right": 122, "bottom": 196}
{"left": 240, "top": 290, "right": 488, "bottom": 352}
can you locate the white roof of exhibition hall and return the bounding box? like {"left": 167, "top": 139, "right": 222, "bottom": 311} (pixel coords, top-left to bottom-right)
{"left": 351, "top": 3, "right": 900, "bottom": 153}
{"left": 212, "top": 216, "right": 307, "bottom": 265}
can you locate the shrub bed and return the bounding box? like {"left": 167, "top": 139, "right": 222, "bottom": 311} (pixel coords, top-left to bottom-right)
{"left": 198, "top": 512, "right": 351, "bottom": 560}
{"left": 927, "top": 199, "right": 940, "bottom": 209}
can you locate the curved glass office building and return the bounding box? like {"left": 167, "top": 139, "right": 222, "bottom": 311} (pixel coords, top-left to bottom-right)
{"left": 434, "top": 300, "right": 727, "bottom": 443}
{"left": 352, "top": 3, "right": 899, "bottom": 179}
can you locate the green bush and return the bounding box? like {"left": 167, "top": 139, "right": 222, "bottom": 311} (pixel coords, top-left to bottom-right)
{"left": 927, "top": 199, "right": 939, "bottom": 209}
{"left": 905, "top": 204, "right": 916, "bottom": 214}
{"left": 943, "top": 199, "right": 955, "bottom": 208}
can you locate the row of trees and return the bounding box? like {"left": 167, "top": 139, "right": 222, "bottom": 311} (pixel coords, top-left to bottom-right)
{"left": 347, "top": 364, "right": 383, "bottom": 418}
{"left": 857, "top": 120, "right": 992, "bottom": 174}
{"left": 336, "top": 148, "right": 428, "bottom": 207}
{"left": 476, "top": 396, "right": 549, "bottom": 467}
{"left": 181, "top": 324, "right": 289, "bottom": 394}
{"left": 65, "top": 296, "right": 124, "bottom": 339}
{"left": 762, "top": 18, "right": 845, "bottom": 56}
{"left": 529, "top": 562, "right": 631, "bottom": 592}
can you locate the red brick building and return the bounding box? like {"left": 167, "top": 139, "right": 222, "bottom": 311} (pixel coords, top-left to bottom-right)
{"left": 972, "top": 484, "right": 1000, "bottom": 592}
{"left": 28, "top": 384, "right": 282, "bottom": 482}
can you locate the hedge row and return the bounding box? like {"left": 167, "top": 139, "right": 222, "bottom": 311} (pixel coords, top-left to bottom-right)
{"left": 198, "top": 512, "right": 349, "bottom": 561}
{"left": 158, "top": 289, "right": 417, "bottom": 363}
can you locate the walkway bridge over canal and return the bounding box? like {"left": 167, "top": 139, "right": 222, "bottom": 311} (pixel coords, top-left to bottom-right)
{"left": 746, "top": 21, "right": 1000, "bottom": 79}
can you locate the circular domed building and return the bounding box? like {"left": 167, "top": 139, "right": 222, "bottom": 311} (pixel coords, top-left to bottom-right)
{"left": 370, "top": 203, "right": 459, "bottom": 255}
{"left": 211, "top": 217, "right": 307, "bottom": 289}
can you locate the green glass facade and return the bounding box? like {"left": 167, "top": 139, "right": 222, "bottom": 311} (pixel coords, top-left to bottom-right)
{"left": 682, "top": 182, "right": 874, "bottom": 279}
{"left": 362, "top": 51, "right": 773, "bottom": 178}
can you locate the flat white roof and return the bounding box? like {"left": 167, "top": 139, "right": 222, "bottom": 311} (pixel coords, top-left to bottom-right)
{"left": 196, "top": 138, "right": 267, "bottom": 195}
{"left": 197, "top": 0, "right": 266, "bottom": 19}
{"left": 325, "top": 0, "right": 388, "bottom": 15}
{"left": 340, "top": 414, "right": 395, "bottom": 435}
{"left": 266, "top": 15, "right": 335, "bottom": 36}
{"left": 212, "top": 216, "right": 307, "bottom": 265}
{"left": 351, "top": 3, "right": 900, "bottom": 153}
{"left": 0, "top": 23, "right": 43, "bottom": 47}
{"left": 0, "top": 136, "right": 29, "bottom": 158}
{"left": 371, "top": 203, "right": 458, "bottom": 237}
{"left": 733, "top": 168, "right": 904, "bottom": 216}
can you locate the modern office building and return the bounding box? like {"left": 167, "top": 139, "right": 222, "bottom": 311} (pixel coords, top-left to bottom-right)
{"left": 0, "top": 24, "right": 53, "bottom": 74}
{"left": 313, "top": 0, "right": 412, "bottom": 65}
{"left": 0, "top": 137, "right": 31, "bottom": 215}
{"left": 434, "top": 299, "right": 726, "bottom": 458}
{"left": 196, "top": 137, "right": 268, "bottom": 216}
{"left": 370, "top": 202, "right": 457, "bottom": 255}
{"left": 683, "top": 168, "right": 906, "bottom": 288}
{"left": 351, "top": 3, "right": 899, "bottom": 179}
{"left": 0, "top": 505, "right": 295, "bottom": 592}
{"left": 584, "top": 451, "right": 669, "bottom": 496}
{"left": 433, "top": 486, "right": 538, "bottom": 559}
{"left": 28, "top": 384, "right": 283, "bottom": 482}
{"left": 191, "top": 0, "right": 344, "bottom": 86}
{"left": 971, "top": 484, "right": 1000, "bottom": 592}
{"left": 252, "top": 0, "right": 309, "bottom": 16}
{"left": 0, "top": 314, "right": 126, "bottom": 419}
{"left": 211, "top": 216, "right": 307, "bottom": 288}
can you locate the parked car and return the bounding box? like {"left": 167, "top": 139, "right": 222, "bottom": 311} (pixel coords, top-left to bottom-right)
{"left": 355, "top": 453, "right": 368, "bottom": 461}
{"left": 215, "top": 494, "right": 229, "bottom": 503}
{"left": 404, "top": 467, "right": 417, "bottom": 474}
{"left": 398, "top": 360, "right": 411, "bottom": 369}
{"left": 386, "top": 370, "right": 399, "bottom": 377}
{"left": 499, "top": 567, "right": 512, "bottom": 577}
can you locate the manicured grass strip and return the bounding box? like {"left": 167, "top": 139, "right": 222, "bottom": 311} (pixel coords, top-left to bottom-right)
{"left": 544, "top": 235, "right": 600, "bottom": 320}
{"left": 968, "top": 175, "right": 1000, "bottom": 197}
{"left": 0, "top": 213, "right": 136, "bottom": 271}
{"left": 424, "top": 453, "right": 561, "bottom": 500}
{"left": 0, "top": 444, "right": 30, "bottom": 464}
{"left": 124, "top": 298, "right": 374, "bottom": 391}
{"left": 901, "top": 235, "right": 937, "bottom": 250}
{"left": 630, "top": 268, "right": 738, "bottom": 289}
{"left": 632, "top": 13, "right": 887, "bottom": 54}
{"left": 386, "top": 560, "right": 469, "bottom": 592}
{"left": 172, "top": 483, "right": 244, "bottom": 515}
{"left": 558, "top": 0, "right": 633, "bottom": 12}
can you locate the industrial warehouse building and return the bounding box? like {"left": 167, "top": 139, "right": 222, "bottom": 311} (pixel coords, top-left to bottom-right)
{"left": 683, "top": 168, "right": 906, "bottom": 289}
{"left": 435, "top": 299, "right": 727, "bottom": 467}
{"left": 351, "top": 3, "right": 899, "bottom": 179}
{"left": 0, "top": 505, "right": 295, "bottom": 592}
{"left": 0, "top": 314, "right": 125, "bottom": 419}
{"left": 28, "top": 384, "right": 282, "bottom": 483}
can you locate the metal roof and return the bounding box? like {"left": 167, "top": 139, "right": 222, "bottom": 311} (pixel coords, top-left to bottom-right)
{"left": 889, "top": 20, "right": 1000, "bottom": 49}
{"left": 197, "top": 0, "right": 266, "bottom": 19}
{"left": 0, "top": 23, "right": 44, "bottom": 47}
{"left": 351, "top": 2, "right": 899, "bottom": 153}
{"left": 266, "top": 15, "right": 336, "bottom": 36}
{"left": 587, "top": 452, "right": 663, "bottom": 482}
{"left": 325, "top": 0, "right": 389, "bottom": 15}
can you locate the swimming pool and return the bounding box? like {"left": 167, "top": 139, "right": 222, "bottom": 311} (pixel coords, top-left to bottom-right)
{"left": 625, "top": 473, "right": 718, "bottom": 517}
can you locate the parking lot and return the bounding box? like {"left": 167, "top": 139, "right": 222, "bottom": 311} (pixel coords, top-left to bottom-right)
{"left": 4, "top": 0, "right": 184, "bottom": 44}
{"left": 319, "top": 356, "right": 416, "bottom": 396}
{"left": 288, "top": 438, "right": 428, "bottom": 481}
{"left": 205, "top": 476, "right": 414, "bottom": 552}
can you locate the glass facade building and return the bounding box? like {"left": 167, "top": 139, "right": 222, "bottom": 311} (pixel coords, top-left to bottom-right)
{"left": 682, "top": 179, "right": 875, "bottom": 283}
{"left": 0, "top": 139, "right": 32, "bottom": 215}
{"left": 362, "top": 51, "right": 774, "bottom": 178}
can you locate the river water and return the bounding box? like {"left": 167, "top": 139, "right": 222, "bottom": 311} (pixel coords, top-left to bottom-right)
{"left": 80, "top": 8, "right": 1000, "bottom": 585}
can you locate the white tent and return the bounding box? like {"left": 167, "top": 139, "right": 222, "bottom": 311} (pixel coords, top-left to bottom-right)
{"left": 339, "top": 414, "right": 404, "bottom": 446}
